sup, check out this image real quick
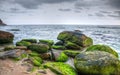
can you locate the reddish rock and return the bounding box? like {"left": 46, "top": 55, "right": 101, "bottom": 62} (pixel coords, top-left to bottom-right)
{"left": 0, "top": 31, "right": 14, "bottom": 44}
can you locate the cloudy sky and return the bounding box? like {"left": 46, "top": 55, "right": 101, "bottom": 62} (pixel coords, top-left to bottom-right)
{"left": 0, "top": 0, "right": 120, "bottom": 25}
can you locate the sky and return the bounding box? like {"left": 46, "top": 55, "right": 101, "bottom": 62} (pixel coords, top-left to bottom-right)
{"left": 0, "top": 0, "right": 120, "bottom": 25}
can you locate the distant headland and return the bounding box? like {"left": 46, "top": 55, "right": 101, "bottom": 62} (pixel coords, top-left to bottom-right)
{"left": 0, "top": 19, "right": 6, "bottom": 25}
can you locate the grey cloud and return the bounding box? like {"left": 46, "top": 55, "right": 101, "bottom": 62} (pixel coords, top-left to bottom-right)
{"left": 108, "top": 15, "right": 120, "bottom": 18}
{"left": 74, "top": 10, "right": 81, "bottom": 13}
{"left": 100, "top": 11, "right": 112, "bottom": 14}
{"left": 14, "top": 0, "right": 76, "bottom": 9}
{"left": 114, "top": 11, "right": 120, "bottom": 15}
{"left": 59, "top": 8, "right": 71, "bottom": 12}
{"left": 95, "top": 13, "right": 105, "bottom": 17}
{"left": 88, "top": 14, "right": 93, "bottom": 16}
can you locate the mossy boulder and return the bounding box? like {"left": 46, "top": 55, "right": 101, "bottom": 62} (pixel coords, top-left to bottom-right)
{"left": 52, "top": 45, "right": 66, "bottom": 50}
{"left": 39, "top": 40, "right": 54, "bottom": 49}
{"left": 39, "top": 40, "right": 54, "bottom": 46}
{"left": 27, "top": 44, "right": 49, "bottom": 53}
{"left": 86, "top": 45, "right": 118, "bottom": 58}
{"left": 44, "top": 62, "right": 77, "bottom": 75}
{"left": 16, "top": 41, "right": 31, "bottom": 47}
{"left": 63, "top": 50, "right": 80, "bottom": 58}
{"left": 40, "top": 53, "right": 51, "bottom": 60}
{"left": 65, "top": 41, "right": 82, "bottom": 50}
{"left": 56, "top": 52, "right": 68, "bottom": 62}
{"left": 4, "top": 45, "right": 15, "bottom": 51}
{"left": 29, "top": 56, "right": 43, "bottom": 66}
{"left": 29, "top": 52, "right": 40, "bottom": 57}
{"left": 22, "top": 39, "right": 37, "bottom": 43}
{"left": 0, "top": 31, "right": 14, "bottom": 44}
{"left": 55, "top": 41, "right": 64, "bottom": 46}
{"left": 74, "top": 51, "right": 120, "bottom": 75}
{"left": 57, "top": 31, "right": 93, "bottom": 47}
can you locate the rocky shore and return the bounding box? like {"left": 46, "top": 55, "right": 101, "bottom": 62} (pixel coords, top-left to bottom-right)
{"left": 0, "top": 19, "right": 6, "bottom": 25}
{"left": 0, "top": 30, "right": 120, "bottom": 75}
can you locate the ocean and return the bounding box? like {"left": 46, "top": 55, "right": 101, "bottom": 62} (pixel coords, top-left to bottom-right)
{"left": 0, "top": 25, "right": 120, "bottom": 57}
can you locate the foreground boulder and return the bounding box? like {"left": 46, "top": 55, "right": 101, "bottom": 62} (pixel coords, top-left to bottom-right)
{"left": 86, "top": 45, "right": 118, "bottom": 58}
{"left": 57, "top": 31, "right": 93, "bottom": 47}
{"left": 44, "top": 62, "right": 77, "bottom": 75}
{"left": 0, "top": 31, "right": 14, "bottom": 44}
{"left": 74, "top": 51, "right": 120, "bottom": 75}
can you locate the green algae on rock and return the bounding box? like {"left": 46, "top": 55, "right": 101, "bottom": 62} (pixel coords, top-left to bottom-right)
{"left": 63, "top": 50, "right": 80, "bottom": 58}
{"left": 74, "top": 51, "right": 120, "bottom": 75}
{"left": 4, "top": 45, "right": 15, "bottom": 51}
{"left": 56, "top": 52, "right": 68, "bottom": 62}
{"left": 65, "top": 41, "right": 82, "bottom": 50}
{"left": 16, "top": 41, "right": 32, "bottom": 47}
{"left": 54, "top": 41, "right": 64, "bottom": 46}
{"left": 22, "top": 39, "right": 37, "bottom": 43}
{"left": 57, "top": 31, "right": 93, "bottom": 47}
{"left": 52, "top": 45, "right": 66, "bottom": 50}
{"left": 86, "top": 44, "right": 118, "bottom": 57}
{"left": 29, "top": 56, "right": 43, "bottom": 67}
{"left": 44, "top": 62, "right": 77, "bottom": 75}
{"left": 39, "top": 40, "right": 54, "bottom": 46}
{"left": 0, "top": 31, "right": 14, "bottom": 44}
{"left": 28, "top": 44, "right": 49, "bottom": 53}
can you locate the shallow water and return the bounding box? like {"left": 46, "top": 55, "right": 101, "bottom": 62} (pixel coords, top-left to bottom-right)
{"left": 0, "top": 25, "right": 120, "bottom": 57}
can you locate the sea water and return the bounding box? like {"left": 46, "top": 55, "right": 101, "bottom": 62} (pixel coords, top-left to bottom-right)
{"left": 0, "top": 25, "right": 120, "bottom": 57}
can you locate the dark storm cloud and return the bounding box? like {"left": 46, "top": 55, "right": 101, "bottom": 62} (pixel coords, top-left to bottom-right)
{"left": 59, "top": 8, "right": 71, "bottom": 12}
{"left": 14, "top": 0, "right": 76, "bottom": 9}
{"left": 109, "top": 0, "right": 120, "bottom": 9}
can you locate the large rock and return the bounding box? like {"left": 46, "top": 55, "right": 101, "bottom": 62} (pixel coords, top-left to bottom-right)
{"left": 0, "top": 31, "right": 14, "bottom": 44}
{"left": 86, "top": 45, "right": 118, "bottom": 58}
{"left": 16, "top": 41, "right": 32, "bottom": 47}
{"left": 54, "top": 52, "right": 68, "bottom": 62}
{"left": 63, "top": 50, "right": 80, "bottom": 58}
{"left": 74, "top": 51, "right": 120, "bottom": 75}
{"left": 57, "top": 31, "right": 93, "bottom": 47}
{"left": 0, "top": 49, "right": 25, "bottom": 59}
{"left": 0, "top": 19, "right": 6, "bottom": 25}
{"left": 27, "top": 44, "right": 49, "bottom": 53}
{"left": 44, "top": 62, "right": 77, "bottom": 75}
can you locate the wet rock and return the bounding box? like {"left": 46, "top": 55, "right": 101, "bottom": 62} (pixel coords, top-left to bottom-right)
{"left": 22, "top": 39, "right": 37, "bottom": 43}
{"left": 57, "top": 31, "right": 93, "bottom": 47}
{"left": 15, "top": 46, "right": 27, "bottom": 50}
{"left": 44, "top": 62, "right": 77, "bottom": 75}
{"left": 54, "top": 41, "right": 64, "bottom": 46}
{"left": 63, "top": 50, "right": 80, "bottom": 58}
{"left": 74, "top": 51, "right": 120, "bottom": 75}
{"left": 0, "top": 19, "right": 6, "bottom": 25}
{"left": 16, "top": 41, "right": 31, "bottom": 47}
{"left": 65, "top": 41, "right": 82, "bottom": 50}
{"left": 0, "top": 49, "right": 25, "bottom": 59}
{"left": 28, "top": 44, "right": 49, "bottom": 53}
{"left": 86, "top": 45, "right": 119, "bottom": 58}
{"left": 0, "top": 31, "right": 14, "bottom": 44}
{"left": 52, "top": 45, "right": 66, "bottom": 50}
